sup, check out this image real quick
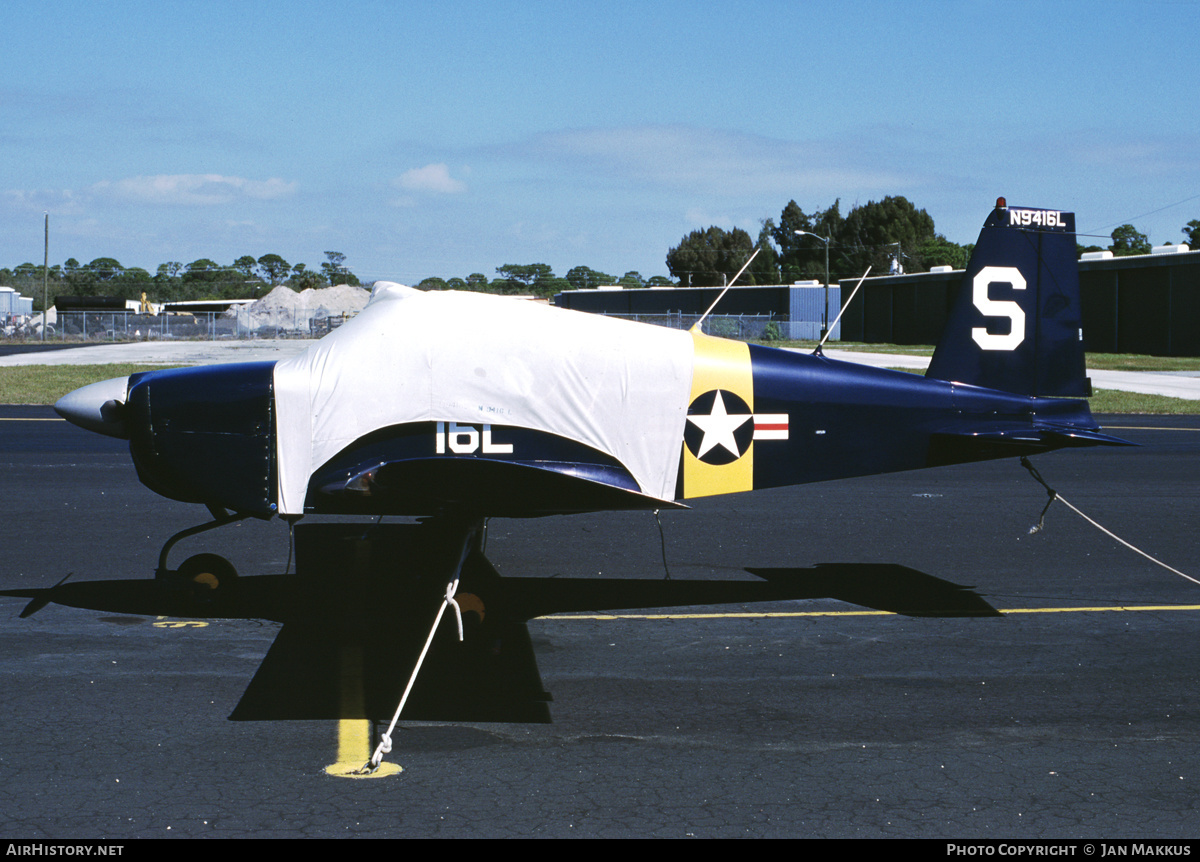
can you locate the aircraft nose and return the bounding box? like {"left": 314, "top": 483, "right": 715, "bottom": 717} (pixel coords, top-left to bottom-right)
{"left": 54, "top": 376, "right": 131, "bottom": 439}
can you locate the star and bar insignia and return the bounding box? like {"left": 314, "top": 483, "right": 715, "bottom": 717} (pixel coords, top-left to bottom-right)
{"left": 685, "top": 389, "right": 789, "bottom": 465}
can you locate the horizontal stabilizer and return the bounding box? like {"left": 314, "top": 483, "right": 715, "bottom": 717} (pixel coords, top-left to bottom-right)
{"left": 1029, "top": 425, "right": 1135, "bottom": 447}
{"left": 927, "top": 421, "right": 1131, "bottom": 466}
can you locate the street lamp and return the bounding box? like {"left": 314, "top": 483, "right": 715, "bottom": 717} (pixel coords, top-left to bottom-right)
{"left": 794, "top": 230, "right": 830, "bottom": 340}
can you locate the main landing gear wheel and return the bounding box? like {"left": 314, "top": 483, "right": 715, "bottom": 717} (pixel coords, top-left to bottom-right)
{"left": 175, "top": 553, "right": 239, "bottom": 606}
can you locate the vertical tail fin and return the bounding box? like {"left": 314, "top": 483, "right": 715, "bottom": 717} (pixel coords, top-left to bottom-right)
{"left": 925, "top": 199, "right": 1089, "bottom": 397}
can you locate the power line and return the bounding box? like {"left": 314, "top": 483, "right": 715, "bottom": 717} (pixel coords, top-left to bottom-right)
{"left": 1082, "top": 192, "right": 1200, "bottom": 236}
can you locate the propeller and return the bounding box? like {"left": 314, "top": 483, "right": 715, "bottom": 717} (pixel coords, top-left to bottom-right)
{"left": 19, "top": 572, "right": 74, "bottom": 618}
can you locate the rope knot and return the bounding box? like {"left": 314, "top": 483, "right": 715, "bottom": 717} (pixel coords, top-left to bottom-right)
{"left": 1021, "top": 456, "right": 1059, "bottom": 534}
{"left": 445, "top": 577, "right": 464, "bottom": 641}
{"left": 1018, "top": 456, "right": 1197, "bottom": 585}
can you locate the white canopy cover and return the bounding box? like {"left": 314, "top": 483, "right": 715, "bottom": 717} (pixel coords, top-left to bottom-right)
{"left": 272, "top": 283, "right": 695, "bottom": 515}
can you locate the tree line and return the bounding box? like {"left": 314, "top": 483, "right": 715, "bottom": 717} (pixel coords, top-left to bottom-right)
{"left": 0, "top": 252, "right": 359, "bottom": 311}
{"left": 418, "top": 198, "right": 1200, "bottom": 294}
{"left": 407, "top": 196, "right": 967, "bottom": 294}
{"left": 665, "top": 199, "right": 1200, "bottom": 287}
{"left": 1095, "top": 221, "right": 1200, "bottom": 257}
{"left": 413, "top": 264, "right": 674, "bottom": 298}
{"left": 4, "top": 204, "right": 1197, "bottom": 310}
{"left": 665, "top": 197, "right": 962, "bottom": 286}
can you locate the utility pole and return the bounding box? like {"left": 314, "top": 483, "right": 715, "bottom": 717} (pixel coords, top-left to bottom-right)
{"left": 794, "top": 230, "right": 830, "bottom": 340}
{"left": 42, "top": 213, "right": 48, "bottom": 341}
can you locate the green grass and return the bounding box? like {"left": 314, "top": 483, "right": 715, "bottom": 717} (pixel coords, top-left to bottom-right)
{"left": 883, "top": 367, "right": 1200, "bottom": 414}
{"left": 763, "top": 340, "right": 1200, "bottom": 371}
{"left": 1082, "top": 353, "right": 1200, "bottom": 372}
{"left": 754, "top": 338, "right": 938, "bottom": 355}
{"left": 1086, "top": 389, "right": 1200, "bottom": 414}
{"left": 5, "top": 356, "right": 1199, "bottom": 416}
{"left": 0, "top": 364, "right": 181, "bottom": 405}
{"left": 777, "top": 342, "right": 1200, "bottom": 413}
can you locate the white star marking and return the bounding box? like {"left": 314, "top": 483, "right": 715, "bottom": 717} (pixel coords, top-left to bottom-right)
{"left": 688, "top": 391, "right": 752, "bottom": 460}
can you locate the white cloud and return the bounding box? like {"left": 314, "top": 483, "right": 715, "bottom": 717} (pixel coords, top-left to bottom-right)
{"left": 394, "top": 163, "right": 467, "bottom": 195}
{"left": 527, "top": 125, "right": 909, "bottom": 198}
{"left": 92, "top": 174, "right": 297, "bottom": 206}
{"left": 4, "top": 188, "right": 86, "bottom": 215}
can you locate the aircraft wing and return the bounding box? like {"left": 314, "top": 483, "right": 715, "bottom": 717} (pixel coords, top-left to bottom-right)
{"left": 305, "top": 420, "right": 687, "bottom": 517}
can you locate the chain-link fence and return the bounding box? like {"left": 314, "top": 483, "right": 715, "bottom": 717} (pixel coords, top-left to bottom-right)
{"left": 597, "top": 312, "right": 786, "bottom": 341}
{"left": 42, "top": 308, "right": 786, "bottom": 343}
{"left": 47, "top": 309, "right": 356, "bottom": 341}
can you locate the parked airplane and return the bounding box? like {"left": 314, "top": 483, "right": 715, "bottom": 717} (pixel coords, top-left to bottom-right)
{"left": 55, "top": 199, "right": 1127, "bottom": 595}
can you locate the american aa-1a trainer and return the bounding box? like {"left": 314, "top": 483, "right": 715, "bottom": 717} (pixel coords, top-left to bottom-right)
{"left": 55, "top": 198, "right": 1128, "bottom": 597}
{"left": 52, "top": 198, "right": 1132, "bottom": 767}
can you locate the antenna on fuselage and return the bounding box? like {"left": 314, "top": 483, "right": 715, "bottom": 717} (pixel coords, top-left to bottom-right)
{"left": 690, "top": 246, "right": 762, "bottom": 334}
{"left": 813, "top": 266, "right": 871, "bottom": 355}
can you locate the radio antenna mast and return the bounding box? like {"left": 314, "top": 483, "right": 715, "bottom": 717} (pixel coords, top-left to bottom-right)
{"left": 690, "top": 247, "right": 762, "bottom": 334}
{"left": 814, "top": 266, "right": 871, "bottom": 355}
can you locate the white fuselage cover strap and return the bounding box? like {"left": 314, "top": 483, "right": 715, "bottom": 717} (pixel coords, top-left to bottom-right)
{"left": 272, "top": 283, "right": 695, "bottom": 515}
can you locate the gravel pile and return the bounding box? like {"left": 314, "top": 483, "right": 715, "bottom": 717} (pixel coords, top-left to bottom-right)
{"left": 228, "top": 284, "right": 372, "bottom": 334}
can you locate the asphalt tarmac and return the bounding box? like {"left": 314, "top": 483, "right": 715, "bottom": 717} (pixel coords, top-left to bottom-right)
{"left": 1, "top": 408, "right": 1199, "bottom": 839}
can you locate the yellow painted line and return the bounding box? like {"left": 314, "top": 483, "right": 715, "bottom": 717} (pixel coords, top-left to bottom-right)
{"left": 539, "top": 604, "right": 1200, "bottom": 621}
{"left": 325, "top": 644, "right": 401, "bottom": 779}
{"left": 547, "top": 611, "right": 894, "bottom": 620}
{"left": 325, "top": 538, "right": 402, "bottom": 779}
{"left": 325, "top": 717, "right": 388, "bottom": 779}
{"left": 1000, "top": 604, "right": 1200, "bottom": 614}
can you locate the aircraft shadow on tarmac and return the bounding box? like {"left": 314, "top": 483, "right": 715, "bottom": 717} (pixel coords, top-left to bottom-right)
{"left": 2, "top": 523, "right": 998, "bottom": 723}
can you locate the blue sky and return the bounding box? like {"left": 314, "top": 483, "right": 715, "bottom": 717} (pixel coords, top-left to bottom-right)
{"left": 3, "top": 0, "right": 1198, "bottom": 284}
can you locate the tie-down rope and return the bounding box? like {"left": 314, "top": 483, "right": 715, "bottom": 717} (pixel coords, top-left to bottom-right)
{"left": 1020, "top": 456, "right": 1199, "bottom": 587}
{"left": 358, "top": 576, "right": 464, "bottom": 774}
